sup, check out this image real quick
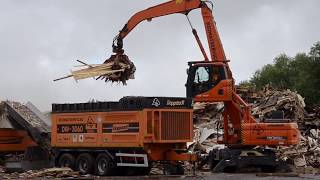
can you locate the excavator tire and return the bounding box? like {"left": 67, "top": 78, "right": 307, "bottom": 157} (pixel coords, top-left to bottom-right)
{"left": 163, "top": 163, "right": 184, "bottom": 175}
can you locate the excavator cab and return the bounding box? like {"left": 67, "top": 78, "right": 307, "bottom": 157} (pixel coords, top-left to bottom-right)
{"left": 186, "top": 61, "right": 231, "bottom": 101}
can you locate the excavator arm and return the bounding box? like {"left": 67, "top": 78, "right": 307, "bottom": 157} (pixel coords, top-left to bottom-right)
{"left": 102, "top": 0, "right": 301, "bottom": 172}
{"left": 109, "top": 0, "right": 300, "bottom": 147}
{"left": 112, "top": 0, "right": 226, "bottom": 63}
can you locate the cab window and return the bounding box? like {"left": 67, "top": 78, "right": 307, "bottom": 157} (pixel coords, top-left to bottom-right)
{"left": 194, "top": 67, "right": 210, "bottom": 83}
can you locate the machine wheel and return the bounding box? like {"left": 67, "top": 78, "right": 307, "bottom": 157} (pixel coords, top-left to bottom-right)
{"left": 208, "top": 151, "right": 219, "bottom": 170}
{"left": 261, "top": 165, "right": 276, "bottom": 173}
{"left": 94, "top": 153, "right": 113, "bottom": 176}
{"left": 58, "top": 153, "right": 75, "bottom": 169}
{"left": 163, "top": 163, "right": 184, "bottom": 175}
{"left": 137, "top": 165, "right": 152, "bottom": 176}
{"left": 76, "top": 153, "right": 94, "bottom": 175}
{"left": 126, "top": 166, "right": 152, "bottom": 176}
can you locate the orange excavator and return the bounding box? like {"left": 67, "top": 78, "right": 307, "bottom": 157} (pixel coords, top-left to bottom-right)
{"left": 107, "top": 0, "right": 301, "bottom": 172}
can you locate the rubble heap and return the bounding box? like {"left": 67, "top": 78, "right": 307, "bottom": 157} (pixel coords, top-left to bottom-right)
{"left": 252, "top": 87, "right": 320, "bottom": 169}
{"left": 277, "top": 112, "right": 320, "bottom": 168}
{"left": 193, "top": 102, "right": 224, "bottom": 129}
{"left": 191, "top": 102, "right": 224, "bottom": 154}
{"left": 252, "top": 87, "right": 307, "bottom": 121}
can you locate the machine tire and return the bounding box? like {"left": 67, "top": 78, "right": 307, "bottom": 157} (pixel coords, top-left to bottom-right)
{"left": 58, "top": 153, "right": 75, "bottom": 169}
{"left": 76, "top": 153, "right": 94, "bottom": 175}
{"left": 94, "top": 153, "right": 113, "bottom": 176}
{"left": 137, "top": 163, "right": 152, "bottom": 176}
{"left": 163, "top": 163, "right": 184, "bottom": 175}
{"left": 126, "top": 166, "right": 152, "bottom": 176}
{"left": 136, "top": 168, "right": 149, "bottom": 176}
{"left": 261, "top": 165, "right": 276, "bottom": 173}
{"left": 208, "top": 150, "right": 219, "bottom": 170}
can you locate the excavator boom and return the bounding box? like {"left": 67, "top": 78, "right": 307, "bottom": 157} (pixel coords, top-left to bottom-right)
{"left": 113, "top": 0, "right": 226, "bottom": 63}
{"left": 100, "top": 0, "right": 302, "bottom": 172}
{"left": 109, "top": 0, "right": 300, "bottom": 147}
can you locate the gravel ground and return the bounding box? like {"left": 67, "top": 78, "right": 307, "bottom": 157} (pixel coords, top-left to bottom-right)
{"left": 1, "top": 173, "right": 319, "bottom": 179}
{"left": 67, "top": 173, "right": 320, "bottom": 180}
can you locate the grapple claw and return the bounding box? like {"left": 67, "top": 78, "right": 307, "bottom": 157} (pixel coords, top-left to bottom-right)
{"left": 100, "top": 53, "right": 136, "bottom": 85}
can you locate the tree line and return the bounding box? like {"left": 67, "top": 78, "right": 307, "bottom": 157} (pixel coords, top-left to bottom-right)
{"left": 240, "top": 42, "right": 320, "bottom": 107}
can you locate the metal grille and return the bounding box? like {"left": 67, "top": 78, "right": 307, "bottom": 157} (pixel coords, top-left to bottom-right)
{"left": 160, "top": 111, "right": 191, "bottom": 141}
{"left": 147, "top": 111, "right": 152, "bottom": 134}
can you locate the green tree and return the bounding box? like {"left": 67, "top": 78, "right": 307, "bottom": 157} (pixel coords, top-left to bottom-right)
{"left": 238, "top": 80, "right": 256, "bottom": 90}
{"left": 249, "top": 42, "right": 320, "bottom": 107}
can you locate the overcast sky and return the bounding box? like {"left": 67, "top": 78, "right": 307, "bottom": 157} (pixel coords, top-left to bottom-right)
{"left": 0, "top": 0, "right": 319, "bottom": 111}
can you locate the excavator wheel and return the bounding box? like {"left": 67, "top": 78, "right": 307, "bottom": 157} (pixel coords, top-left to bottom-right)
{"left": 163, "top": 163, "right": 184, "bottom": 175}
{"left": 261, "top": 165, "right": 277, "bottom": 173}
{"left": 136, "top": 162, "right": 153, "bottom": 176}
{"left": 58, "top": 153, "right": 75, "bottom": 169}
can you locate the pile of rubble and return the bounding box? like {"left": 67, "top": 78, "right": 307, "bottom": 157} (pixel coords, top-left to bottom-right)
{"left": 277, "top": 113, "right": 320, "bottom": 169}
{"left": 253, "top": 87, "right": 320, "bottom": 169}
{"left": 252, "top": 86, "right": 307, "bottom": 121}
{"left": 191, "top": 102, "right": 224, "bottom": 153}
{"left": 190, "top": 86, "right": 320, "bottom": 170}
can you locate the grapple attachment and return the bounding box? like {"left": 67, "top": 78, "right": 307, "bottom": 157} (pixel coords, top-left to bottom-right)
{"left": 54, "top": 53, "right": 135, "bottom": 85}
{"left": 96, "top": 54, "right": 136, "bottom": 85}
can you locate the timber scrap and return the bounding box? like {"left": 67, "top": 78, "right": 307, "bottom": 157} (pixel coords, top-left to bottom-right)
{"left": 54, "top": 54, "right": 136, "bottom": 85}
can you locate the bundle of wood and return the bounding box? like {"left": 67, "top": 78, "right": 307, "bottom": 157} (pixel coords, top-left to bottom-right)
{"left": 54, "top": 54, "right": 136, "bottom": 85}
